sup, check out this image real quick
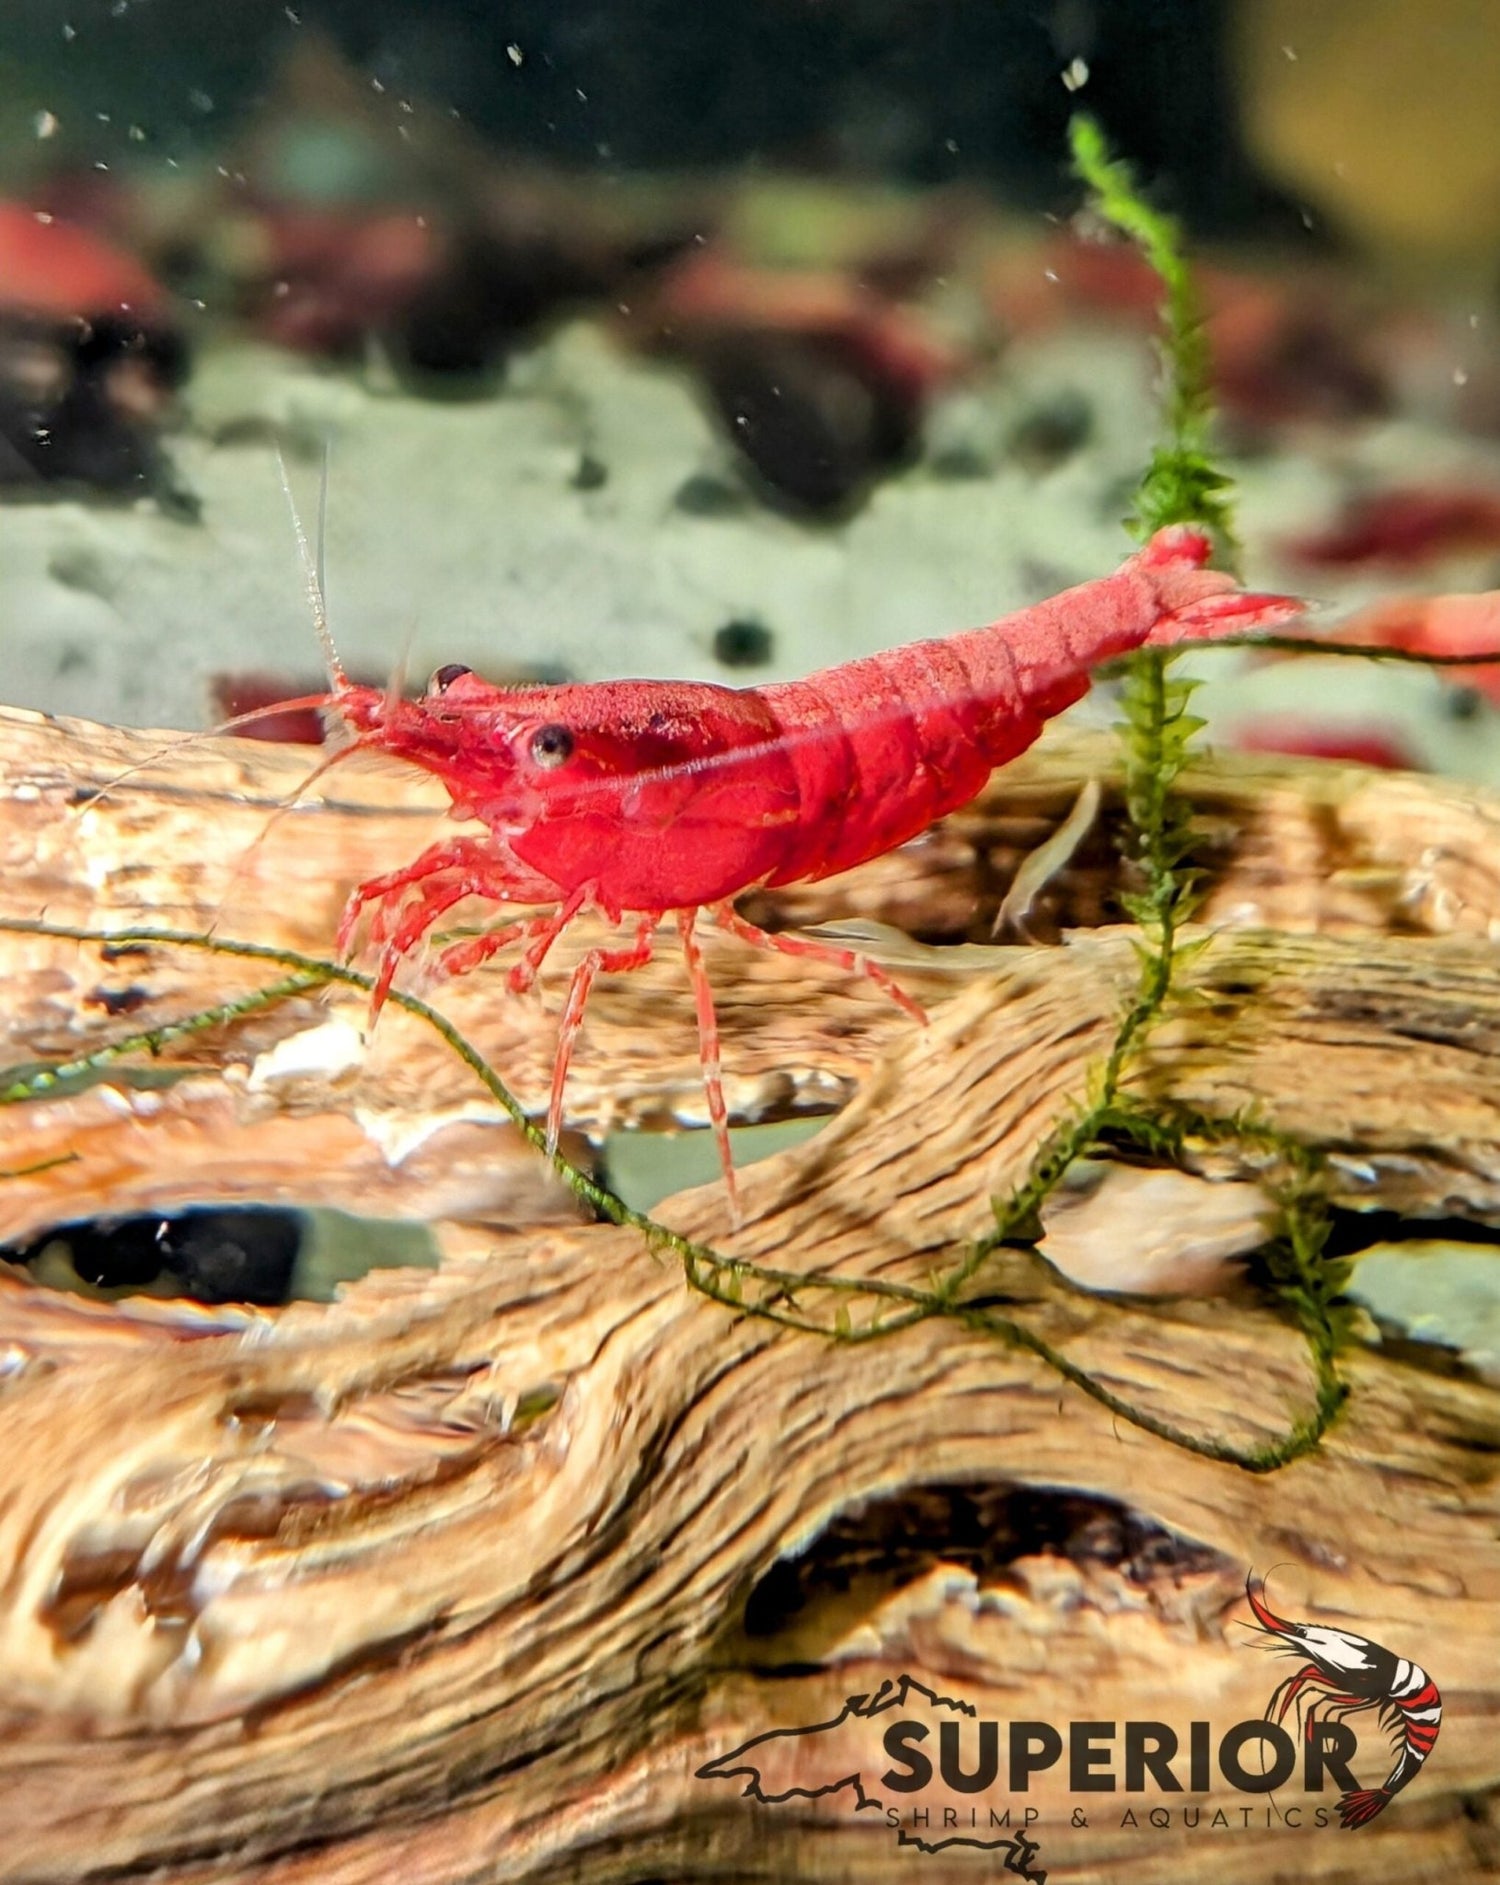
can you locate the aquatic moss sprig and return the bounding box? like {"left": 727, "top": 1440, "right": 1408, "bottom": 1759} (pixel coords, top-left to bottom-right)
{"left": 0, "top": 969, "right": 330, "bottom": 1104}
{"left": 956, "top": 117, "right": 1230, "bottom": 1279}
{"left": 950, "top": 648, "right": 1212, "bottom": 1277}
{"left": 942, "top": 118, "right": 1348, "bottom": 1459}
{"left": 0, "top": 915, "right": 1329, "bottom": 1469}
{"left": 1095, "top": 1095, "right": 1350, "bottom": 1455}
{"left": 1074, "top": 116, "right": 1346, "bottom": 1409}
{"left": 1067, "top": 113, "right": 1235, "bottom": 552}
{"left": 1256, "top": 1140, "right": 1352, "bottom": 1431}
{"left": 1070, "top": 108, "right": 1225, "bottom": 1011}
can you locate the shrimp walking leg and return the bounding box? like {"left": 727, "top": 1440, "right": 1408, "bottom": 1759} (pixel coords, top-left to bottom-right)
{"left": 713, "top": 904, "right": 928, "bottom": 1024}
{"left": 369, "top": 872, "right": 503, "bottom": 1014}
{"left": 437, "top": 900, "right": 578, "bottom": 983}
{"left": 337, "top": 837, "right": 558, "bottom": 955}
{"left": 676, "top": 909, "right": 739, "bottom": 1219}
{"left": 546, "top": 915, "right": 658, "bottom": 1154}
{"left": 347, "top": 839, "right": 588, "bottom": 1016}
{"left": 500, "top": 883, "right": 594, "bottom": 996}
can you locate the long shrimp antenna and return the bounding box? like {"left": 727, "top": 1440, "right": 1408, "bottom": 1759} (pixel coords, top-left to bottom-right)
{"left": 80, "top": 446, "right": 344, "bottom": 812}
{"left": 275, "top": 441, "right": 346, "bottom": 689}
{"left": 73, "top": 693, "right": 339, "bottom": 812}
{"left": 383, "top": 612, "right": 419, "bottom": 726}
{"left": 316, "top": 435, "right": 331, "bottom": 624}
{"left": 204, "top": 737, "right": 363, "bottom": 936}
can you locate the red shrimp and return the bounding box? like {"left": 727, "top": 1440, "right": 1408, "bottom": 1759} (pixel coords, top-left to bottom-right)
{"left": 310, "top": 527, "right": 1302, "bottom": 1212}
{"left": 1228, "top": 715, "right": 1419, "bottom": 771}
{"left": 1286, "top": 486, "right": 1500, "bottom": 571}
{"left": 1332, "top": 588, "right": 1500, "bottom": 707}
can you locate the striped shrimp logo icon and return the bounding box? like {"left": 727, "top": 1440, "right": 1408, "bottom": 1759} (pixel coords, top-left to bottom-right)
{"left": 1246, "top": 1576, "right": 1441, "bottom": 1827}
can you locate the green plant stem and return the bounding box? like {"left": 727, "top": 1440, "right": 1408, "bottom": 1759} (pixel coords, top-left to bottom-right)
{"left": 0, "top": 1152, "right": 79, "bottom": 1182}
{"left": 0, "top": 970, "right": 329, "bottom": 1103}
{"left": 938, "top": 118, "right": 1353, "bottom": 1460}
{"left": 0, "top": 914, "right": 1329, "bottom": 1468}
{"left": 1067, "top": 113, "right": 1234, "bottom": 551}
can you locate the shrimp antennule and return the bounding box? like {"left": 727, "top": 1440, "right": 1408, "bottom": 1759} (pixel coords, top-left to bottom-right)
{"left": 275, "top": 442, "right": 346, "bottom": 690}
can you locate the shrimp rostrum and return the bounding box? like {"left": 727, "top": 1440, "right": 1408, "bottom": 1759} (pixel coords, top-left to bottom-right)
{"left": 319, "top": 525, "right": 1303, "bottom": 1210}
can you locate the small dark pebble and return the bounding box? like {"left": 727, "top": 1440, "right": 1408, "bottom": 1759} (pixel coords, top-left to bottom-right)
{"left": 927, "top": 442, "right": 993, "bottom": 481}
{"left": 571, "top": 451, "right": 609, "bottom": 491}
{"left": 8, "top": 1206, "right": 303, "bottom": 1305}
{"left": 1016, "top": 556, "right": 1074, "bottom": 600}
{"left": 701, "top": 335, "right": 919, "bottom": 518}
{"left": 712, "top": 617, "right": 774, "bottom": 668}
{"left": 0, "top": 312, "right": 192, "bottom": 514}
{"left": 673, "top": 471, "right": 747, "bottom": 517}
{"left": 210, "top": 414, "right": 286, "bottom": 450}
{"left": 47, "top": 546, "right": 114, "bottom": 598}
{"left": 53, "top": 642, "right": 92, "bottom": 677}
{"left": 151, "top": 473, "right": 202, "bottom": 524}
{"left": 1097, "top": 470, "right": 1145, "bottom": 524}
{"left": 1007, "top": 389, "right": 1094, "bottom": 473}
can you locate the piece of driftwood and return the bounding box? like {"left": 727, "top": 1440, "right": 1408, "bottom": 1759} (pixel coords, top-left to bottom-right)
{"left": 0, "top": 703, "right": 1496, "bottom": 1884}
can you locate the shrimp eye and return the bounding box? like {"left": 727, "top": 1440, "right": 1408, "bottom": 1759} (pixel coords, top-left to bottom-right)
{"left": 429, "top": 663, "right": 471, "bottom": 694}
{"left": 529, "top": 724, "right": 574, "bottom": 768}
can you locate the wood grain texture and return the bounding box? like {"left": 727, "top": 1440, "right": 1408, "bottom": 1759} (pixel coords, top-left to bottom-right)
{"left": 0, "top": 704, "right": 1496, "bottom": 1883}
